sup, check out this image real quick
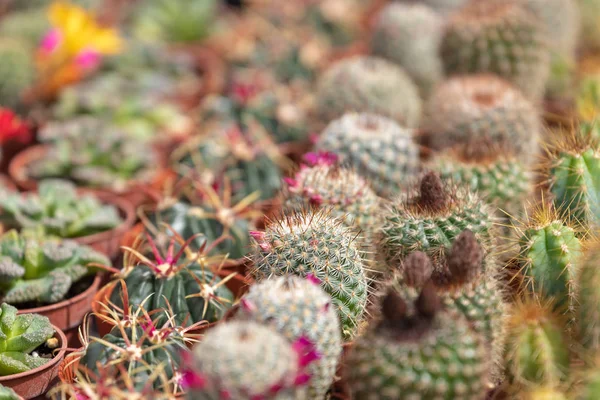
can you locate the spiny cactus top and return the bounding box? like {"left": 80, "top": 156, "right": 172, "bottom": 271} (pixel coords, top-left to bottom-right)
{"left": 423, "top": 75, "right": 541, "bottom": 156}
{"left": 379, "top": 172, "right": 495, "bottom": 274}
{"left": 346, "top": 285, "right": 491, "bottom": 399}
{"left": 0, "top": 230, "right": 109, "bottom": 306}
{"left": 315, "top": 112, "right": 420, "bottom": 198}
{"left": 440, "top": 0, "right": 550, "bottom": 101}
{"left": 187, "top": 320, "right": 317, "bottom": 399}
{"left": 29, "top": 117, "right": 159, "bottom": 191}
{"left": 315, "top": 56, "right": 422, "bottom": 127}
{"left": 0, "top": 39, "right": 35, "bottom": 109}
{"left": 0, "top": 179, "right": 123, "bottom": 239}
{"left": 250, "top": 208, "right": 368, "bottom": 341}
{"left": 0, "top": 303, "right": 55, "bottom": 376}
{"left": 237, "top": 275, "right": 342, "bottom": 399}
{"left": 371, "top": 2, "right": 443, "bottom": 97}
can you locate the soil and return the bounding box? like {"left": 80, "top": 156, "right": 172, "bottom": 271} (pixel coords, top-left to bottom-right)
{"left": 30, "top": 338, "right": 60, "bottom": 362}
{"left": 10, "top": 275, "right": 95, "bottom": 310}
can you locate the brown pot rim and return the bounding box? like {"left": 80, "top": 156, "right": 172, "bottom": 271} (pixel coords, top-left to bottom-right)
{"left": 16, "top": 274, "right": 102, "bottom": 315}
{"left": 0, "top": 323, "right": 67, "bottom": 382}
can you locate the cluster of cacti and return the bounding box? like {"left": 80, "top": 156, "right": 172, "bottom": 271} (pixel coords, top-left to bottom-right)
{"left": 0, "top": 230, "right": 109, "bottom": 305}
{"left": 0, "top": 39, "right": 35, "bottom": 109}
{"left": 0, "top": 179, "right": 122, "bottom": 238}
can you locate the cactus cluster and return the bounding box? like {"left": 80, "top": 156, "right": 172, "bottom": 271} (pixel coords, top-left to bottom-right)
{"left": 0, "top": 39, "right": 35, "bottom": 109}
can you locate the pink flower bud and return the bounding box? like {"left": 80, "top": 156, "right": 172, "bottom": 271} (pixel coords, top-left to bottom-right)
{"left": 75, "top": 48, "right": 101, "bottom": 70}
{"left": 40, "top": 29, "right": 62, "bottom": 53}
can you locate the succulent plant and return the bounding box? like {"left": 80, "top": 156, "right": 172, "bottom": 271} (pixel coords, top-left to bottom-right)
{"left": 345, "top": 285, "right": 491, "bottom": 399}
{"left": 423, "top": 75, "right": 541, "bottom": 156}
{"left": 250, "top": 208, "right": 368, "bottom": 341}
{"left": 237, "top": 275, "right": 342, "bottom": 398}
{"left": 371, "top": 2, "right": 443, "bottom": 97}
{"left": 0, "top": 384, "right": 20, "bottom": 400}
{"left": 575, "top": 243, "right": 600, "bottom": 351}
{"left": 186, "top": 320, "right": 317, "bottom": 400}
{"left": 0, "top": 303, "right": 55, "bottom": 376}
{"left": 0, "top": 230, "right": 109, "bottom": 306}
{"left": 0, "top": 8, "right": 50, "bottom": 49}
{"left": 0, "top": 39, "right": 35, "bottom": 109}
{"left": 28, "top": 117, "right": 159, "bottom": 192}
{"left": 315, "top": 112, "right": 420, "bottom": 198}
{"left": 0, "top": 180, "right": 123, "bottom": 239}
{"left": 440, "top": 0, "right": 550, "bottom": 101}
{"left": 315, "top": 56, "right": 422, "bottom": 127}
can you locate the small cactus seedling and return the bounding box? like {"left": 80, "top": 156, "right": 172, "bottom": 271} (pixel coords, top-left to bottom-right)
{"left": 440, "top": 0, "right": 550, "bottom": 101}
{"left": 250, "top": 208, "right": 369, "bottom": 341}
{"left": 0, "top": 39, "right": 35, "bottom": 109}
{"left": 423, "top": 75, "right": 541, "bottom": 156}
{"left": 0, "top": 303, "right": 55, "bottom": 376}
{"left": 0, "top": 230, "right": 109, "bottom": 305}
{"left": 315, "top": 56, "right": 422, "bottom": 127}
{"left": 315, "top": 112, "right": 420, "bottom": 198}
{"left": 237, "top": 276, "right": 342, "bottom": 399}
{"left": 575, "top": 243, "right": 600, "bottom": 351}
{"left": 345, "top": 285, "right": 491, "bottom": 399}
{"left": 185, "top": 320, "right": 318, "bottom": 399}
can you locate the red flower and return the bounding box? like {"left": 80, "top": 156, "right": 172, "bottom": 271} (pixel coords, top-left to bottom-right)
{"left": 0, "top": 109, "right": 31, "bottom": 144}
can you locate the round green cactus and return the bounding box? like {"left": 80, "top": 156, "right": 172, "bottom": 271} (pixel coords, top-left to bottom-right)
{"left": 345, "top": 285, "right": 491, "bottom": 399}
{"left": 315, "top": 112, "right": 421, "bottom": 198}
{"left": 371, "top": 2, "right": 443, "bottom": 97}
{"left": 423, "top": 75, "right": 541, "bottom": 156}
{"left": 0, "top": 39, "right": 35, "bottom": 109}
{"left": 250, "top": 208, "right": 368, "bottom": 341}
{"left": 315, "top": 56, "right": 422, "bottom": 127}
{"left": 237, "top": 276, "right": 342, "bottom": 399}
{"left": 575, "top": 244, "right": 600, "bottom": 351}
{"left": 440, "top": 1, "right": 550, "bottom": 101}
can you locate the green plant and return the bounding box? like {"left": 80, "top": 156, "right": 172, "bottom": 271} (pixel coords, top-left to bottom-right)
{"left": 0, "top": 39, "right": 35, "bottom": 109}
{"left": 250, "top": 207, "right": 368, "bottom": 341}
{"left": 575, "top": 243, "right": 600, "bottom": 351}
{"left": 0, "top": 180, "right": 122, "bottom": 238}
{"left": 0, "top": 384, "right": 20, "bottom": 400}
{"left": 345, "top": 285, "right": 491, "bottom": 399}
{"left": 579, "top": 0, "right": 600, "bottom": 52}
{"left": 0, "top": 8, "right": 50, "bottom": 49}
{"left": 440, "top": 0, "right": 550, "bottom": 101}
{"left": 371, "top": 2, "right": 443, "bottom": 97}
{"left": 237, "top": 275, "right": 342, "bottom": 398}
{"left": 315, "top": 112, "right": 420, "bottom": 198}
{"left": 0, "top": 303, "right": 55, "bottom": 376}
{"left": 28, "top": 117, "right": 159, "bottom": 191}
{"left": 315, "top": 56, "right": 422, "bottom": 127}
{"left": 423, "top": 75, "right": 541, "bottom": 156}
{"left": 0, "top": 230, "right": 109, "bottom": 306}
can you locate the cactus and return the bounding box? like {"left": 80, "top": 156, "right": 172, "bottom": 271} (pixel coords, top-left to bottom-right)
{"left": 579, "top": 0, "right": 600, "bottom": 52}
{"left": 315, "top": 112, "right": 420, "bottom": 198}
{"left": 186, "top": 320, "right": 317, "bottom": 399}
{"left": 0, "top": 230, "right": 109, "bottom": 306}
{"left": 345, "top": 285, "right": 491, "bottom": 399}
{"left": 28, "top": 117, "right": 159, "bottom": 192}
{"left": 250, "top": 208, "right": 368, "bottom": 341}
{"left": 0, "top": 384, "right": 20, "bottom": 400}
{"left": 0, "top": 180, "right": 123, "bottom": 238}
{"left": 504, "top": 299, "right": 570, "bottom": 386}
{"left": 379, "top": 172, "right": 495, "bottom": 273}
{"left": 574, "top": 356, "right": 600, "bottom": 400}
{"left": 423, "top": 75, "right": 541, "bottom": 156}
{"left": 440, "top": 0, "right": 550, "bottom": 101}
{"left": 0, "top": 8, "right": 50, "bottom": 49}
{"left": 371, "top": 2, "right": 443, "bottom": 97}
{"left": 0, "top": 39, "right": 35, "bottom": 109}
{"left": 0, "top": 303, "right": 55, "bottom": 376}
{"left": 315, "top": 56, "right": 422, "bottom": 127}
{"left": 519, "top": 387, "right": 568, "bottom": 400}
{"left": 236, "top": 276, "right": 342, "bottom": 399}
{"left": 575, "top": 243, "right": 600, "bottom": 351}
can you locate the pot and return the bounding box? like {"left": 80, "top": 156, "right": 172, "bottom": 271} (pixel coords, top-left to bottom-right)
{"left": 0, "top": 174, "right": 16, "bottom": 191}
{"left": 0, "top": 324, "right": 67, "bottom": 399}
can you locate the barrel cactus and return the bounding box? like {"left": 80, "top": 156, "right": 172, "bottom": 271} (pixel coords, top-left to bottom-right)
{"left": 440, "top": 0, "right": 550, "bottom": 101}
{"left": 315, "top": 56, "right": 422, "bottom": 127}
{"left": 0, "top": 39, "right": 35, "bottom": 109}
{"left": 315, "top": 112, "right": 420, "bottom": 198}
{"left": 237, "top": 276, "right": 342, "bottom": 399}
{"left": 250, "top": 208, "right": 368, "bottom": 341}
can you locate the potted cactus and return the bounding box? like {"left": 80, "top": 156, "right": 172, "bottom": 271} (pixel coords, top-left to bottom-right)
{"left": 0, "top": 303, "right": 67, "bottom": 399}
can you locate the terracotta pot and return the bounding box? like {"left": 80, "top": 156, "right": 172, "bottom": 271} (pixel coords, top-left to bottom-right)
{"left": 18, "top": 275, "right": 102, "bottom": 348}
{"left": 0, "top": 174, "right": 16, "bottom": 191}
{"left": 92, "top": 270, "right": 250, "bottom": 338}
{"left": 0, "top": 324, "right": 67, "bottom": 399}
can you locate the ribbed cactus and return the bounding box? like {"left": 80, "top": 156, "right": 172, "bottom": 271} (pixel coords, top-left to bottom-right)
{"left": 423, "top": 75, "right": 541, "bottom": 156}
{"left": 0, "top": 39, "right": 35, "bottom": 109}
{"left": 315, "top": 56, "right": 422, "bottom": 127}
{"left": 250, "top": 208, "right": 368, "bottom": 341}
{"left": 237, "top": 276, "right": 342, "bottom": 399}
{"left": 0, "top": 303, "right": 55, "bottom": 376}
{"left": 504, "top": 300, "right": 570, "bottom": 386}
{"left": 0, "top": 230, "right": 109, "bottom": 305}
{"left": 371, "top": 2, "right": 443, "bottom": 97}
{"left": 315, "top": 112, "right": 420, "bottom": 198}
{"left": 379, "top": 172, "right": 495, "bottom": 273}
{"left": 440, "top": 0, "right": 550, "bottom": 101}
{"left": 186, "top": 321, "right": 316, "bottom": 399}
{"left": 576, "top": 244, "right": 600, "bottom": 350}
{"left": 345, "top": 285, "right": 491, "bottom": 399}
